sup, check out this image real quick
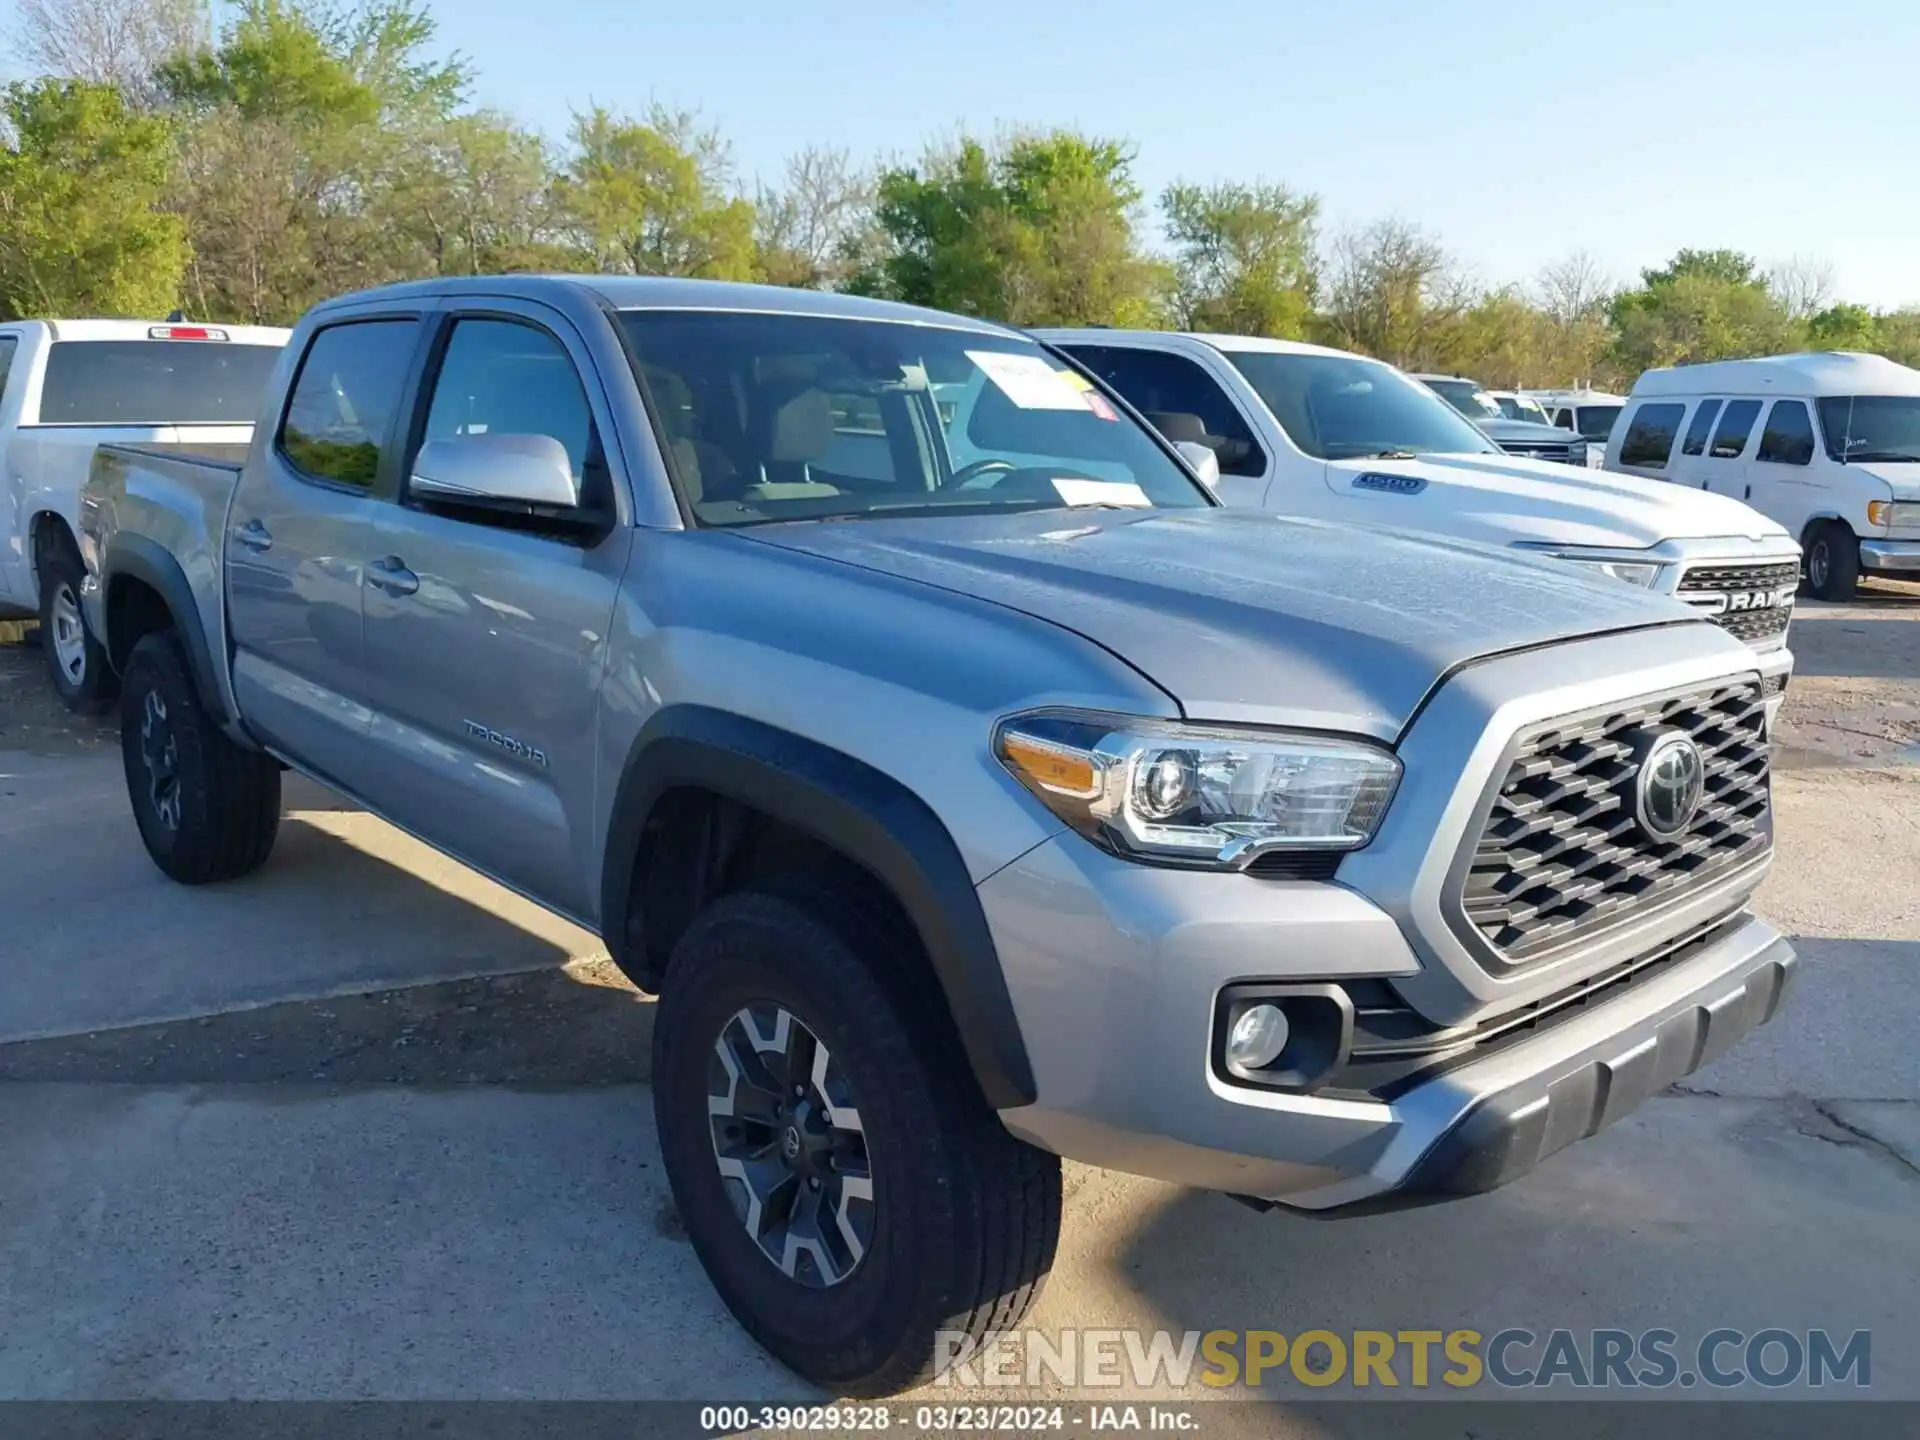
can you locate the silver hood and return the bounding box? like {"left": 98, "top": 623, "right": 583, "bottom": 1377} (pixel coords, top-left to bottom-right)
{"left": 744, "top": 507, "right": 1701, "bottom": 741}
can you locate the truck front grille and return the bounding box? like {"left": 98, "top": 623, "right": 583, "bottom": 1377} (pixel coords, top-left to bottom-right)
{"left": 1457, "top": 680, "right": 1771, "bottom": 965}
{"left": 1497, "top": 440, "right": 1578, "bottom": 464}
{"left": 1676, "top": 561, "right": 1800, "bottom": 647}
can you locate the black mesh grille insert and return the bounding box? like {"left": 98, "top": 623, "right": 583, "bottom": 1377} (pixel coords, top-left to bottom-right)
{"left": 1459, "top": 680, "right": 1771, "bottom": 963}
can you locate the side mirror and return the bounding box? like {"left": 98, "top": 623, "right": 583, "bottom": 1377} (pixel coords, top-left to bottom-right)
{"left": 411, "top": 433, "right": 582, "bottom": 510}
{"left": 1175, "top": 440, "right": 1221, "bottom": 491}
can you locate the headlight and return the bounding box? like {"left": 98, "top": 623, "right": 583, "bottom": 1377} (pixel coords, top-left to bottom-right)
{"left": 1867, "top": 500, "right": 1920, "bottom": 529}
{"left": 1558, "top": 556, "right": 1664, "bottom": 587}
{"left": 1515, "top": 545, "right": 1665, "bottom": 588}
{"left": 995, "top": 711, "right": 1401, "bottom": 869}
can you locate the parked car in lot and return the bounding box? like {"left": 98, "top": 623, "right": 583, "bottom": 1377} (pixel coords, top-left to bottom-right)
{"left": 1412, "top": 372, "right": 1606, "bottom": 466}
{"left": 1609, "top": 351, "right": 1920, "bottom": 600}
{"left": 1035, "top": 329, "right": 1800, "bottom": 713}
{"left": 80, "top": 276, "right": 1797, "bottom": 1395}
{"left": 1526, "top": 387, "right": 1627, "bottom": 443}
{"left": 0, "top": 318, "right": 290, "bottom": 709}
{"left": 1489, "top": 388, "right": 1553, "bottom": 424}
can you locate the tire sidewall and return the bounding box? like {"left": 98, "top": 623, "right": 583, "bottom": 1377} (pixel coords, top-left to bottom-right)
{"left": 654, "top": 898, "right": 953, "bottom": 1385}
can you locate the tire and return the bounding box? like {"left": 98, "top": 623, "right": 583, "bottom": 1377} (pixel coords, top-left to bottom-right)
{"left": 653, "top": 885, "right": 1060, "bottom": 1396}
{"left": 1803, "top": 521, "right": 1861, "bottom": 602}
{"left": 120, "top": 630, "right": 281, "bottom": 884}
{"left": 36, "top": 534, "right": 116, "bottom": 714}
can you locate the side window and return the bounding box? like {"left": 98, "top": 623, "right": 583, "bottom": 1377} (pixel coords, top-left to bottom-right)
{"left": 278, "top": 319, "right": 420, "bottom": 488}
{"left": 1617, "top": 402, "right": 1685, "bottom": 468}
{"left": 420, "top": 318, "right": 593, "bottom": 482}
{"left": 0, "top": 336, "right": 18, "bottom": 403}
{"left": 1708, "top": 399, "right": 1762, "bottom": 459}
{"left": 1681, "top": 399, "right": 1722, "bottom": 456}
{"left": 1552, "top": 408, "right": 1575, "bottom": 430}
{"left": 1756, "top": 400, "right": 1815, "bottom": 466}
{"left": 1061, "top": 345, "right": 1268, "bottom": 477}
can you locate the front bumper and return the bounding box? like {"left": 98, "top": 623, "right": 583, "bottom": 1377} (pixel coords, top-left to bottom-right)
{"left": 1861, "top": 537, "right": 1920, "bottom": 574}
{"left": 987, "top": 832, "right": 1795, "bottom": 1210}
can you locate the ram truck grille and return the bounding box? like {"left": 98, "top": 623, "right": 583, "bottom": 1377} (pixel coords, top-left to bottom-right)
{"left": 1458, "top": 680, "right": 1771, "bottom": 964}
{"left": 1676, "top": 561, "right": 1800, "bottom": 647}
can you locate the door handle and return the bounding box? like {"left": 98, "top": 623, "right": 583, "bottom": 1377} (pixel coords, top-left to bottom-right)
{"left": 366, "top": 555, "right": 419, "bottom": 597}
{"left": 233, "top": 519, "right": 273, "bottom": 552}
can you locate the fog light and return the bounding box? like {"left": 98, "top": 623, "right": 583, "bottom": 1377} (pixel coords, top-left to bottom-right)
{"left": 1226, "top": 1003, "right": 1290, "bottom": 1070}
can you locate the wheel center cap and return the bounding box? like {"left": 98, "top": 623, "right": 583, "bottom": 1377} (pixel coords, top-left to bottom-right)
{"left": 781, "top": 1125, "right": 803, "bottom": 1162}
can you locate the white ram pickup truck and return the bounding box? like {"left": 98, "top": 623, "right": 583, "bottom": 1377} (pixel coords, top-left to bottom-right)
{"left": 1033, "top": 330, "right": 1803, "bottom": 722}
{"left": 0, "top": 318, "right": 289, "bottom": 709}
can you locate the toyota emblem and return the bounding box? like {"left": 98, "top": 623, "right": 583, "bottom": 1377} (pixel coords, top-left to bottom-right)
{"left": 1634, "top": 731, "right": 1706, "bottom": 840}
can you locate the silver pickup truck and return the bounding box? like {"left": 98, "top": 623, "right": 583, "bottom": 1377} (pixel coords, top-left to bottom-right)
{"left": 79, "top": 276, "right": 1796, "bottom": 1396}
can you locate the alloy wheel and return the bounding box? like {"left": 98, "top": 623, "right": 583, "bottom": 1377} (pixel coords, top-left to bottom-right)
{"left": 708, "top": 1002, "right": 875, "bottom": 1288}
{"left": 139, "top": 689, "right": 182, "bottom": 831}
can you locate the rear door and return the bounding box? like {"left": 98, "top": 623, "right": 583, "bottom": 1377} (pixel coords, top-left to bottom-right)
{"left": 356, "top": 301, "right": 630, "bottom": 917}
{"left": 1665, "top": 398, "right": 1722, "bottom": 490}
{"left": 226, "top": 311, "right": 426, "bottom": 788}
{"left": 1695, "top": 397, "right": 1763, "bottom": 500}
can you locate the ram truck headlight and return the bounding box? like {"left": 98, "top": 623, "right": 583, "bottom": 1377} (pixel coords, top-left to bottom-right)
{"left": 1514, "top": 545, "right": 1665, "bottom": 589}
{"left": 995, "top": 711, "right": 1401, "bottom": 869}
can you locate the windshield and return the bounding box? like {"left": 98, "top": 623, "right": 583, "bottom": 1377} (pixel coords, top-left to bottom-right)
{"left": 1225, "top": 353, "right": 1499, "bottom": 460}
{"left": 1424, "top": 377, "right": 1503, "bottom": 420}
{"left": 36, "top": 341, "right": 284, "bottom": 426}
{"left": 1498, "top": 394, "right": 1550, "bottom": 423}
{"left": 1574, "top": 404, "right": 1622, "bottom": 441}
{"left": 616, "top": 311, "right": 1211, "bottom": 526}
{"left": 1815, "top": 396, "right": 1920, "bottom": 463}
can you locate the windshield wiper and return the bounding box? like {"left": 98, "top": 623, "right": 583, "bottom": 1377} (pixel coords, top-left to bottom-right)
{"left": 1841, "top": 450, "right": 1920, "bottom": 464}
{"left": 1367, "top": 449, "right": 1420, "bottom": 460}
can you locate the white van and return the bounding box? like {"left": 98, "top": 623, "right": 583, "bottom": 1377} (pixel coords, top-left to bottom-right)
{"left": 1608, "top": 352, "right": 1920, "bottom": 600}
{"left": 1524, "top": 388, "right": 1628, "bottom": 443}
{"left": 1025, "top": 329, "right": 1800, "bottom": 710}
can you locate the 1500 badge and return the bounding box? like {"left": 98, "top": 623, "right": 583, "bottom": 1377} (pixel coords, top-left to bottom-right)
{"left": 463, "top": 720, "right": 549, "bottom": 768}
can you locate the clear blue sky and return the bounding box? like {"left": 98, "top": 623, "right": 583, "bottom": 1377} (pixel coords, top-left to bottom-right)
{"left": 448, "top": 0, "right": 1918, "bottom": 308}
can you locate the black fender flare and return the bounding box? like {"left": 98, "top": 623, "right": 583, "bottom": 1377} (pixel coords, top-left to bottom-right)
{"left": 101, "top": 533, "right": 232, "bottom": 724}
{"left": 601, "top": 705, "right": 1037, "bottom": 1110}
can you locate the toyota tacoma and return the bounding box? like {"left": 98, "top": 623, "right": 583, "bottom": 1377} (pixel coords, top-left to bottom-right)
{"left": 78, "top": 276, "right": 1797, "bottom": 1396}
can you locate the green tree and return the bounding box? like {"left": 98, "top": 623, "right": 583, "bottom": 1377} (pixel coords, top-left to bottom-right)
{"left": 1607, "top": 247, "right": 1801, "bottom": 374}
{"left": 0, "top": 78, "right": 186, "bottom": 318}
{"left": 1873, "top": 309, "right": 1920, "bottom": 368}
{"left": 1160, "top": 179, "right": 1317, "bottom": 337}
{"left": 555, "top": 105, "right": 756, "bottom": 280}
{"left": 159, "top": 0, "right": 481, "bottom": 321}
{"left": 854, "top": 131, "right": 1165, "bottom": 327}
{"left": 1806, "top": 302, "right": 1878, "bottom": 352}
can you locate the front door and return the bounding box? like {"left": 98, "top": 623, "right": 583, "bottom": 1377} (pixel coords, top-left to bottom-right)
{"left": 225, "top": 315, "right": 424, "bottom": 788}
{"left": 357, "top": 306, "right": 630, "bottom": 918}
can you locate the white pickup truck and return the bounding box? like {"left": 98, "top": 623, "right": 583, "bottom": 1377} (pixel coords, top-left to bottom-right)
{"left": 0, "top": 318, "right": 289, "bottom": 709}
{"left": 1032, "top": 329, "right": 1802, "bottom": 716}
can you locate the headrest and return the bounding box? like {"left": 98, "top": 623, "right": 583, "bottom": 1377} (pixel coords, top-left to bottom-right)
{"left": 769, "top": 388, "right": 835, "bottom": 463}
{"left": 1143, "top": 410, "right": 1208, "bottom": 445}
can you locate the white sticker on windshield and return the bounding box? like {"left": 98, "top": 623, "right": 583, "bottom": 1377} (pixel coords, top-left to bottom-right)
{"left": 1052, "top": 478, "right": 1150, "bottom": 508}
{"left": 968, "top": 350, "right": 1092, "bottom": 410}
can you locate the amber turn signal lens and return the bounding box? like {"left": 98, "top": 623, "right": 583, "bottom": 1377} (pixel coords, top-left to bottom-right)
{"left": 1000, "top": 733, "right": 1099, "bottom": 798}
